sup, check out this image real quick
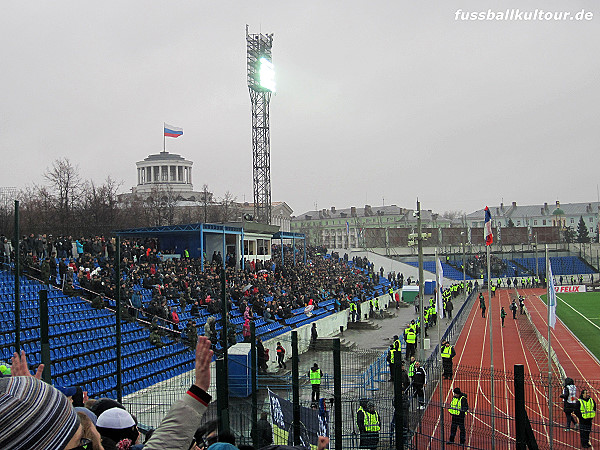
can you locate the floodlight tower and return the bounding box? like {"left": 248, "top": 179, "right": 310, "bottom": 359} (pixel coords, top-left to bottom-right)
{"left": 246, "top": 25, "right": 275, "bottom": 224}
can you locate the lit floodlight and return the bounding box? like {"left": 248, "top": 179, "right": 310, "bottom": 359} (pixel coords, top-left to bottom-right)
{"left": 259, "top": 57, "right": 276, "bottom": 92}
{"left": 246, "top": 26, "right": 274, "bottom": 224}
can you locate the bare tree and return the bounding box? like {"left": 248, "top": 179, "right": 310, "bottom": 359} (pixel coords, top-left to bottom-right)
{"left": 218, "top": 191, "right": 238, "bottom": 223}
{"left": 145, "top": 185, "right": 178, "bottom": 226}
{"left": 78, "top": 176, "right": 123, "bottom": 235}
{"left": 201, "top": 184, "right": 211, "bottom": 223}
{"left": 43, "top": 158, "right": 83, "bottom": 234}
{"left": 0, "top": 188, "right": 17, "bottom": 237}
{"left": 442, "top": 210, "right": 465, "bottom": 221}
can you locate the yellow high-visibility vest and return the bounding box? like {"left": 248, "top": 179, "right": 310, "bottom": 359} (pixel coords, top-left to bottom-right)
{"left": 310, "top": 369, "right": 321, "bottom": 385}
{"left": 580, "top": 398, "right": 596, "bottom": 419}
{"left": 358, "top": 407, "right": 380, "bottom": 431}
{"left": 449, "top": 397, "right": 464, "bottom": 415}
{"left": 441, "top": 345, "right": 453, "bottom": 359}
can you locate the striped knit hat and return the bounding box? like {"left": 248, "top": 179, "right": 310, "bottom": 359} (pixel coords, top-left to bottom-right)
{"left": 0, "top": 376, "right": 80, "bottom": 450}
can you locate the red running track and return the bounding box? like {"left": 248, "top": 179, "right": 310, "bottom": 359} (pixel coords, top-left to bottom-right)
{"left": 416, "top": 288, "right": 599, "bottom": 449}
{"left": 520, "top": 288, "right": 600, "bottom": 386}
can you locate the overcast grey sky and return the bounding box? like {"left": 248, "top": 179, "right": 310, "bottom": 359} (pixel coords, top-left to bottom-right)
{"left": 1, "top": 0, "right": 599, "bottom": 217}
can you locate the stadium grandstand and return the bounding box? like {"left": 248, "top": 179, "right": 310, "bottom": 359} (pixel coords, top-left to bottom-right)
{"left": 1, "top": 228, "right": 599, "bottom": 448}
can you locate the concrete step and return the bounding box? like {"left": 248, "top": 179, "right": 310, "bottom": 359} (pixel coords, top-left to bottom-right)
{"left": 347, "top": 319, "right": 380, "bottom": 330}
{"left": 311, "top": 337, "right": 359, "bottom": 351}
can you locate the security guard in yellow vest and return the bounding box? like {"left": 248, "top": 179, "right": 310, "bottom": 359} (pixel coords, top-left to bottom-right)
{"left": 405, "top": 327, "right": 416, "bottom": 360}
{"left": 388, "top": 341, "right": 398, "bottom": 382}
{"left": 357, "top": 400, "right": 380, "bottom": 450}
{"left": 394, "top": 335, "right": 401, "bottom": 351}
{"left": 441, "top": 340, "right": 456, "bottom": 379}
{"left": 407, "top": 356, "right": 416, "bottom": 377}
{"left": 447, "top": 387, "right": 468, "bottom": 445}
{"left": 309, "top": 363, "right": 322, "bottom": 403}
{"left": 578, "top": 389, "right": 596, "bottom": 448}
{"left": 349, "top": 301, "right": 358, "bottom": 322}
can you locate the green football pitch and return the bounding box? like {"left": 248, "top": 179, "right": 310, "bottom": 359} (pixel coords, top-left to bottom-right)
{"left": 541, "top": 291, "right": 600, "bottom": 361}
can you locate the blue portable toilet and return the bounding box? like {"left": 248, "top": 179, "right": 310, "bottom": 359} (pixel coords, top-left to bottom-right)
{"left": 228, "top": 343, "right": 253, "bottom": 397}
{"left": 424, "top": 280, "right": 436, "bottom": 295}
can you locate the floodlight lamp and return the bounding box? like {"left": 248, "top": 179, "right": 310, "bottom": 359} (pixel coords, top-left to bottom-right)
{"left": 259, "top": 57, "right": 276, "bottom": 92}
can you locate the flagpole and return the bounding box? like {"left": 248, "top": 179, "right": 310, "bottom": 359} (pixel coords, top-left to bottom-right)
{"left": 546, "top": 245, "right": 553, "bottom": 449}
{"left": 436, "top": 249, "right": 444, "bottom": 445}
{"left": 163, "top": 122, "right": 166, "bottom": 152}
{"left": 417, "top": 199, "right": 425, "bottom": 362}
{"left": 487, "top": 243, "right": 495, "bottom": 449}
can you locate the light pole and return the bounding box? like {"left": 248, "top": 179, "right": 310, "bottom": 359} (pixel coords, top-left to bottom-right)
{"left": 534, "top": 233, "right": 539, "bottom": 281}
{"left": 417, "top": 200, "right": 425, "bottom": 361}
{"left": 461, "top": 230, "right": 467, "bottom": 302}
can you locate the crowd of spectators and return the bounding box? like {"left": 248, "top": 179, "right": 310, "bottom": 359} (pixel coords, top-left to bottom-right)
{"left": 1, "top": 233, "right": 373, "bottom": 448}
{"left": 465, "top": 253, "right": 508, "bottom": 278}
{"left": 4, "top": 232, "right": 386, "bottom": 349}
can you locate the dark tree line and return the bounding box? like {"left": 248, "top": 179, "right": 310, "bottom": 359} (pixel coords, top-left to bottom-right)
{"left": 0, "top": 158, "right": 243, "bottom": 238}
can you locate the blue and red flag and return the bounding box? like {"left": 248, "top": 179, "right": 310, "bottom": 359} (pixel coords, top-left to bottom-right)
{"left": 484, "top": 206, "right": 493, "bottom": 246}
{"left": 164, "top": 123, "right": 183, "bottom": 138}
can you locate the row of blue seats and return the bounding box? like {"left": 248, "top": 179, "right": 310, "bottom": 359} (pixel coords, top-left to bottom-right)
{"left": 53, "top": 357, "right": 116, "bottom": 378}
{"left": 260, "top": 326, "right": 292, "bottom": 342}
{"left": 514, "top": 256, "right": 594, "bottom": 276}
{"left": 285, "top": 308, "right": 327, "bottom": 326}
{"left": 120, "top": 362, "right": 195, "bottom": 397}
{"left": 294, "top": 311, "right": 333, "bottom": 328}
{"left": 51, "top": 340, "right": 190, "bottom": 384}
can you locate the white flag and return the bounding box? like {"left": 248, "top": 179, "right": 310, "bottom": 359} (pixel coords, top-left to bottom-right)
{"left": 436, "top": 257, "right": 444, "bottom": 314}
{"left": 548, "top": 261, "right": 557, "bottom": 329}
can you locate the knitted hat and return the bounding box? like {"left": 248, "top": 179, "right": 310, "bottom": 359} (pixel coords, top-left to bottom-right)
{"left": 453, "top": 388, "right": 462, "bottom": 395}
{"left": 88, "top": 397, "right": 126, "bottom": 417}
{"left": 96, "top": 407, "right": 139, "bottom": 444}
{"left": 0, "top": 376, "right": 80, "bottom": 450}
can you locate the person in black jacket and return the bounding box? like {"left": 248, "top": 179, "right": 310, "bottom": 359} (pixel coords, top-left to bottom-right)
{"left": 251, "top": 412, "right": 273, "bottom": 448}
{"left": 441, "top": 340, "right": 457, "bottom": 380}
{"left": 412, "top": 361, "right": 426, "bottom": 409}
{"left": 256, "top": 338, "right": 267, "bottom": 374}
{"left": 559, "top": 377, "right": 579, "bottom": 430}
{"left": 356, "top": 400, "right": 380, "bottom": 450}
{"left": 575, "top": 389, "right": 596, "bottom": 448}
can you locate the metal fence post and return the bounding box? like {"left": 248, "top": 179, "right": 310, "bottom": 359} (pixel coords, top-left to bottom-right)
{"left": 292, "top": 330, "right": 300, "bottom": 446}
{"left": 216, "top": 358, "right": 230, "bottom": 434}
{"left": 514, "top": 364, "right": 539, "bottom": 450}
{"left": 116, "top": 237, "right": 122, "bottom": 403}
{"left": 14, "top": 200, "right": 21, "bottom": 354}
{"left": 393, "top": 361, "right": 404, "bottom": 450}
{"left": 515, "top": 364, "right": 526, "bottom": 450}
{"left": 39, "top": 289, "right": 51, "bottom": 384}
{"left": 251, "top": 322, "right": 258, "bottom": 448}
{"left": 333, "top": 338, "right": 342, "bottom": 450}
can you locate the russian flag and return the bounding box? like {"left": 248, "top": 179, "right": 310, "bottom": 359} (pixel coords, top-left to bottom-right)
{"left": 164, "top": 123, "right": 183, "bottom": 138}
{"left": 484, "top": 206, "right": 493, "bottom": 246}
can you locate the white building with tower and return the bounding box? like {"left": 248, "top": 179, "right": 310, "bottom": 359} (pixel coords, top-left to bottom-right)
{"left": 131, "top": 150, "right": 205, "bottom": 200}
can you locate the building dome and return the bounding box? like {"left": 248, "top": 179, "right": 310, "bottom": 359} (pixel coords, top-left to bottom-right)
{"left": 133, "top": 151, "right": 193, "bottom": 196}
